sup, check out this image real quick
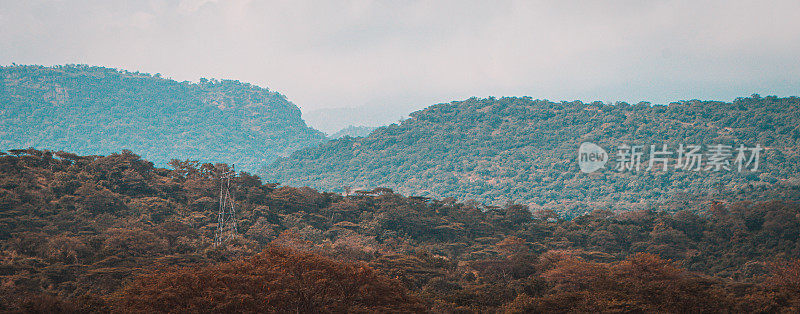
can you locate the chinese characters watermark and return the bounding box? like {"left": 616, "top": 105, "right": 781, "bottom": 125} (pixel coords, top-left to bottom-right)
{"left": 578, "top": 142, "right": 762, "bottom": 174}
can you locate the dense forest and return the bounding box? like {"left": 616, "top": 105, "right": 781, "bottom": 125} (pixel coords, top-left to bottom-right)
{"left": 265, "top": 95, "right": 800, "bottom": 216}
{"left": 1, "top": 149, "right": 799, "bottom": 312}
{"left": 0, "top": 65, "right": 326, "bottom": 172}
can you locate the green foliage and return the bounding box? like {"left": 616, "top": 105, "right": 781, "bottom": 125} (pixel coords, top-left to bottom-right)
{"left": 0, "top": 64, "right": 326, "bottom": 172}
{"left": 266, "top": 96, "right": 800, "bottom": 216}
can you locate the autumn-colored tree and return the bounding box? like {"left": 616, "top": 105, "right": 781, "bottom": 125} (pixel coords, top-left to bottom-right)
{"left": 110, "top": 246, "right": 426, "bottom": 313}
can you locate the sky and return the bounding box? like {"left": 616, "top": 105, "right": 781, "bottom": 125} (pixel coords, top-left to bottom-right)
{"left": 2, "top": 0, "right": 799, "bottom": 131}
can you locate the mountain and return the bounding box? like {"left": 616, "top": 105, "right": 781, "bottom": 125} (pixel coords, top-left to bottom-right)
{"left": 0, "top": 64, "right": 326, "bottom": 171}
{"left": 304, "top": 105, "right": 413, "bottom": 134}
{"left": 328, "top": 125, "right": 378, "bottom": 139}
{"left": 1, "top": 149, "right": 799, "bottom": 312}
{"left": 265, "top": 95, "right": 800, "bottom": 215}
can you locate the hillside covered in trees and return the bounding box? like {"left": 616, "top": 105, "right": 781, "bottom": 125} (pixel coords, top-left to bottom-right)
{"left": 265, "top": 95, "right": 800, "bottom": 216}
{"left": 1, "top": 149, "right": 799, "bottom": 312}
{"left": 0, "top": 65, "right": 326, "bottom": 171}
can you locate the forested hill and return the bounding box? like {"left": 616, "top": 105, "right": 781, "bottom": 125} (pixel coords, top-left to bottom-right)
{"left": 1, "top": 149, "right": 799, "bottom": 312}
{"left": 0, "top": 65, "right": 326, "bottom": 171}
{"left": 265, "top": 95, "right": 800, "bottom": 215}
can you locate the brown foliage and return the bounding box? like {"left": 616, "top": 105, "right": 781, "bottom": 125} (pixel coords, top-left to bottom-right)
{"left": 1, "top": 149, "right": 799, "bottom": 312}
{"left": 110, "top": 246, "right": 426, "bottom": 313}
{"left": 509, "top": 253, "right": 735, "bottom": 313}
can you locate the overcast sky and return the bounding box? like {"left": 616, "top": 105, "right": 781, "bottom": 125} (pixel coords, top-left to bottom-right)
{"left": 2, "top": 0, "right": 799, "bottom": 119}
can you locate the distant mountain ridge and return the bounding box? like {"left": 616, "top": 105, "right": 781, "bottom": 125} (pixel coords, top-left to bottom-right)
{"left": 304, "top": 105, "right": 413, "bottom": 134}
{"left": 265, "top": 95, "right": 800, "bottom": 215}
{"left": 328, "top": 125, "right": 378, "bottom": 139}
{"left": 0, "top": 64, "right": 326, "bottom": 171}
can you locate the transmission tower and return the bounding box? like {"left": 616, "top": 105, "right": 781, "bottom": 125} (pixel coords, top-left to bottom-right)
{"left": 214, "top": 167, "right": 238, "bottom": 246}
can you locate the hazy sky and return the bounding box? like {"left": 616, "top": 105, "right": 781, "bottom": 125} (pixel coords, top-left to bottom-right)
{"left": 2, "top": 0, "right": 799, "bottom": 119}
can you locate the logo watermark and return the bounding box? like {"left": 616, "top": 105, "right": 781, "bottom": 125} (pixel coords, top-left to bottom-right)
{"left": 578, "top": 142, "right": 762, "bottom": 173}
{"left": 578, "top": 142, "right": 608, "bottom": 173}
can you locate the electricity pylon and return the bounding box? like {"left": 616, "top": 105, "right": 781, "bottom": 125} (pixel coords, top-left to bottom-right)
{"left": 214, "top": 168, "right": 238, "bottom": 246}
